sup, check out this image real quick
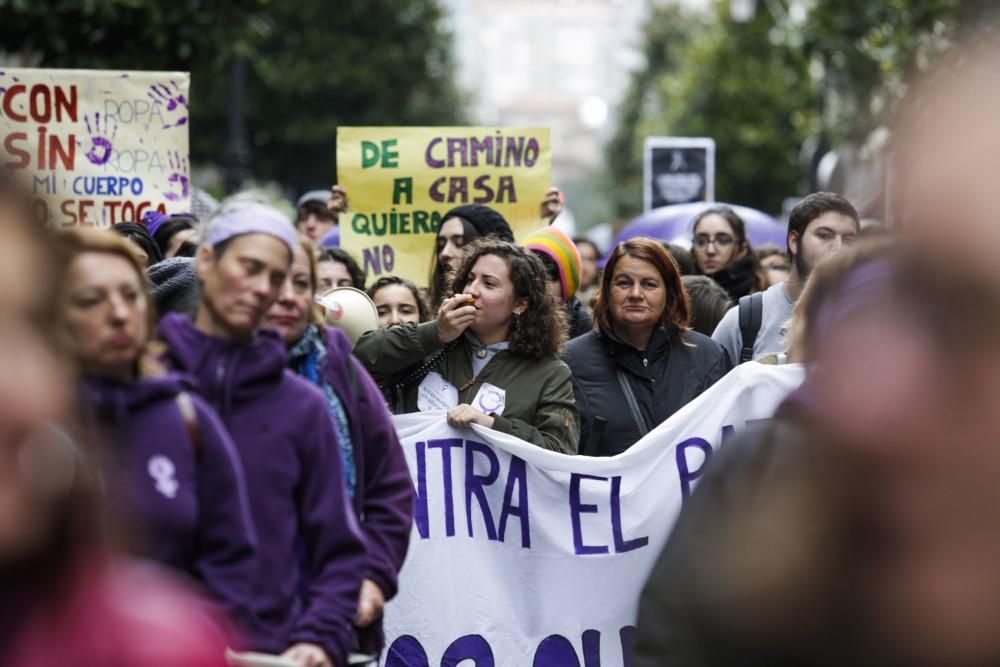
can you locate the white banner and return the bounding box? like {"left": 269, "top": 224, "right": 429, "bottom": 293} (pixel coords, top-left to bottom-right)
{"left": 383, "top": 363, "right": 805, "bottom": 666}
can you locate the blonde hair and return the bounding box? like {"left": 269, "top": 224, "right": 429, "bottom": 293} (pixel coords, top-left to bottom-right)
{"left": 54, "top": 228, "right": 164, "bottom": 377}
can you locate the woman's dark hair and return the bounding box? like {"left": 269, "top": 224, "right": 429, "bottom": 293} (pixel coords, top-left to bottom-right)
{"left": 151, "top": 215, "right": 196, "bottom": 258}
{"left": 318, "top": 247, "right": 366, "bottom": 290}
{"left": 592, "top": 237, "right": 691, "bottom": 335}
{"left": 449, "top": 238, "right": 567, "bottom": 358}
{"left": 368, "top": 275, "right": 430, "bottom": 322}
{"left": 428, "top": 205, "right": 513, "bottom": 312}
{"left": 682, "top": 275, "right": 733, "bottom": 336}
{"left": 664, "top": 243, "right": 695, "bottom": 275}
{"left": 692, "top": 205, "right": 749, "bottom": 252}
{"left": 110, "top": 222, "right": 162, "bottom": 267}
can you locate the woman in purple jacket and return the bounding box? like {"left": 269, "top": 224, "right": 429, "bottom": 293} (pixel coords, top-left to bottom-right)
{"left": 53, "top": 228, "right": 257, "bottom": 635}
{"left": 264, "top": 238, "right": 414, "bottom": 656}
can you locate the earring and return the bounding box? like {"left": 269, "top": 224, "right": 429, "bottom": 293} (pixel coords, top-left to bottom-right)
{"left": 512, "top": 311, "right": 521, "bottom": 328}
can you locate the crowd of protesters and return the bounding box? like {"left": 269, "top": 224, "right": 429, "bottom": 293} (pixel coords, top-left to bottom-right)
{"left": 5, "top": 38, "right": 1000, "bottom": 667}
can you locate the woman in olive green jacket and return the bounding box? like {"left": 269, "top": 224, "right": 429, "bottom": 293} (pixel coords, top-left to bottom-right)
{"left": 354, "top": 238, "right": 580, "bottom": 454}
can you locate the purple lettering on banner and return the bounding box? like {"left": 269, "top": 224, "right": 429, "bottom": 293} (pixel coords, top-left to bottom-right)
{"left": 610, "top": 476, "right": 648, "bottom": 553}
{"left": 385, "top": 635, "right": 430, "bottom": 667}
{"left": 425, "top": 137, "right": 445, "bottom": 168}
{"left": 720, "top": 423, "right": 736, "bottom": 447}
{"left": 442, "top": 634, "right": 495, "bottom": 667}
{"left": 676, "top": 437, "right": 713, "bottom": 500}
{"left": 446, "top": 137, "right": 469, "bottom": 168}
{"left": 465, "top": 440, "right": 500, "bottom": 540}
{"left": 498, "top": 455, "right": 531, "bottom": 548}
{"left": 414, "top": 441, "right": 430, "bottom": 539}
{"left": 582, "top": 629, "right": 601, "bottom": 667}
{"left": 533, "top": 635, "right": 581, "bottom": 667}
{"left": 569, "top": 473, "right": 609, "bottom": 555}
{"left": 619, "top": 626, "right": 636, "bottom": 667}
{"left": 428, "top": 438, "right": 463, "bottom": 537}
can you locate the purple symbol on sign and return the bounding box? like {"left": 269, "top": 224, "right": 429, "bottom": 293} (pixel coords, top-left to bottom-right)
{"left": 475, "top": 387, "right": 503, "bottom": 414}
{"left": 84, "top": 112, "right": 118, "bottom": 165}
{"left": 164, "top": 150, "right": 190, "bottom": 202}
{"left": 147, "top": 81, "right": 188, "bottom": 129}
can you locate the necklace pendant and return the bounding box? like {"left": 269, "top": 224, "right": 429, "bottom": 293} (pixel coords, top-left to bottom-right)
{"left": 476, "top": 348, "right": 488, "bottom": 359}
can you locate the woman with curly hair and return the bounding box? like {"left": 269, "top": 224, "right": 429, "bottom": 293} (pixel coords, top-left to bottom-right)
{"left": 354, "top": 238, "right": 580, "bottom": 454}
{"left": 564, "top": 237, "right": 730, "bottom": 456}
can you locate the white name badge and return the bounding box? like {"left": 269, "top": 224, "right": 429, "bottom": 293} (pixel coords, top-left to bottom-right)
{"left": 471, "top": 382, "right": 506, "bottom": 416}
{"left": 417, "top": 372, "right": 459, "bottom": 412}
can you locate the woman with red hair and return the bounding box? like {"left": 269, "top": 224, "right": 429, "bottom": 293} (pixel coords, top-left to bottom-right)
{"left": 564, "top": 237, "right": 730, "bottom": 456}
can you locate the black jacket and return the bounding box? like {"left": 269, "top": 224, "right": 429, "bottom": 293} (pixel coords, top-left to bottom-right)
{"left": 563, "top": 325, "right": 730, "bottom": 456}
{"left": 566, "top": 296, "right": 592, "bottom": 340}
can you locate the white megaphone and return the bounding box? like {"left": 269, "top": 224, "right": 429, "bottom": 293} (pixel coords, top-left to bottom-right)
{"left": 314, "top": 286, "right": 379, "bottom": 345}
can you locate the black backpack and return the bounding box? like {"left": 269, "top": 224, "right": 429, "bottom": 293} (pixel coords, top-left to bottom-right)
{"left": 737, "top": 292, "right": 764, "bottom": 363}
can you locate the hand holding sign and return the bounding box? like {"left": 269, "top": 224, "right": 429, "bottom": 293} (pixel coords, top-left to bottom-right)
{"left": 539, "top": 186, "right": 564, "bottom": 222}
{"left": 447, "top": 404, "right": 494, "bottom": 429}
{"left": 437, "top": 294, "right": 477, "bottom": 344}
{"left": 327, "top": 184, "right": 349, "bottom": 216}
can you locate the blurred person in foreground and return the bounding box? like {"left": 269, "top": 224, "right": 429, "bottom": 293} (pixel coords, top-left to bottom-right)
{"left": 158, "top": 200, "right": 366, "bottom": 667}
{"left": 635, "top": 232, "right": 1000, "bottom": 666}
{"left": 0, "top": 175, "right": 228, "bottom": 666}
{"left": 264, "top": 238, "right": 414, "bottom": 657}
{"left": 564, "top": 238, "right": 729, "bottom": 457}
{"left": 712, "top": 193, "right": 859, "bottom": 364}
{"left": 54, "top": 228, "right": 257, "bottom": 634}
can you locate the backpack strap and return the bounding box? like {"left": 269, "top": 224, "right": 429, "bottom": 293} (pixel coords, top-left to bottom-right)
{"left": 737, "top": 292, "right": 764, "bottom": 363}
{"left": 175, "top": 391, "right": 202, "bottom": 460}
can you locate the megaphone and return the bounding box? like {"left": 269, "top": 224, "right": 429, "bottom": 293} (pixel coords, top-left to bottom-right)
{"left": 314, "top": 286, "right": 379, "bottom": 344}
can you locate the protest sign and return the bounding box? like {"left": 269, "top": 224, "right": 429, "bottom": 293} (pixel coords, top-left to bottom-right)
{"left": 337, "top": 127, "right": 551, "bottom": 287}
{"left": 0, "top": 68, "right": 190, "bottom": 226}
{"left": 383, "top": 363, "right": 805, "bottom": 666}
{"left": 643, "top": 137, "right": 715, "bottom": 211}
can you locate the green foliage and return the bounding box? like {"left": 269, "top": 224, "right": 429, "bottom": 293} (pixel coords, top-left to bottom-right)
{"left": 605, "top": 0, "right": 994, "bottom": 220}
{"left": 606, "top": 1, "right": 818, "bottom": 219}
{"left": 0, "top": 0, "right": 464, "bottom": 191}
{"left": 801, "top": 0, "right": 996, "bottom": 142}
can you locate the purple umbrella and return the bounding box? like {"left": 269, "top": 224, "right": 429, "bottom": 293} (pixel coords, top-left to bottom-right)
{"left": 611, "top": 202, "right": 787, "bottom": 255}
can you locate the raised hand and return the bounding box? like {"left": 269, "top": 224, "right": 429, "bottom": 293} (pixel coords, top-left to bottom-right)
{"left": 437, "top": 293, "right": 478, "bottom": 344}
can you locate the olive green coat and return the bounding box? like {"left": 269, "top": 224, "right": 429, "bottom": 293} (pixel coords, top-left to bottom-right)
{"left": 354, "top": 321, "right": 580, "bottom": 454}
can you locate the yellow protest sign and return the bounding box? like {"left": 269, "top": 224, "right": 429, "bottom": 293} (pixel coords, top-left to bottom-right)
{"left": 0, "top": 68, "right": 190, "bottom": 226}
{"left": 337, "top": 127, "right": 551, "bottom": 287}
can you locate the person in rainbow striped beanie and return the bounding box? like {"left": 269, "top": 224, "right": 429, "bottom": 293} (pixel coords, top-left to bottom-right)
{"left": 522, "top": 226, "right": 593, "bottom": 339}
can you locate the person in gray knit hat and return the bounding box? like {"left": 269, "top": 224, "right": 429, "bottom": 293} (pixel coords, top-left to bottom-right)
{"left": 147, "top": 256, "right": 202, "bottom": 320}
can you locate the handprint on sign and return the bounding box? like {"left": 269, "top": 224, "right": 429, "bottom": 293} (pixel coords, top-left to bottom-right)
{"left": 164, "top": 151, "right": 190, "bottom": 202}
{"left": 148, "top": 81, "right": 189, "bottom": 130}
{"left": 84, "top": 112, "right": 118, "bottom": 166}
